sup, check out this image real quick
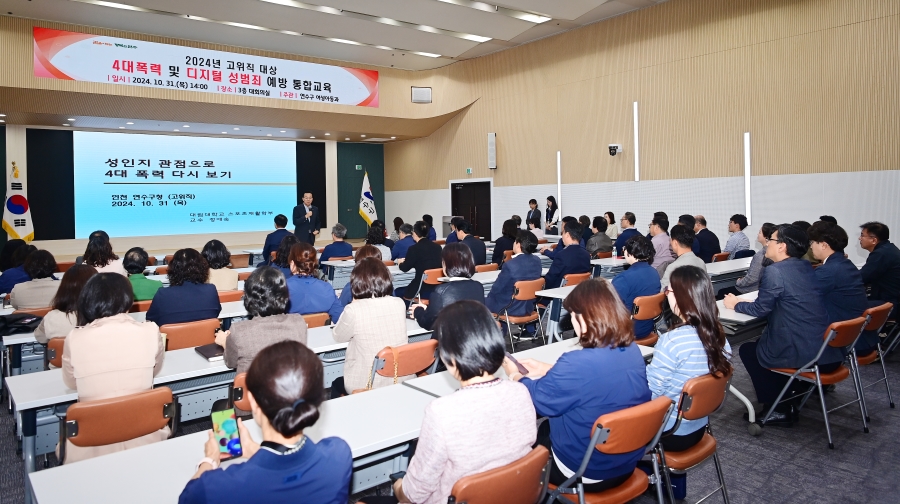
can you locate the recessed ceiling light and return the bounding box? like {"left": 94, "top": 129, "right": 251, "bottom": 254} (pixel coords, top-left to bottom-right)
{"left": 324, "top": 133, "right": 330, "bottom": 136}
{"left": 222, "top": 132, "right": 227, "bottom": 134}
{"left": 0, "top": 120, "right": 5, "bottom": 123}
{"left": 126, "top": 122, "right": 134, "bottom": 125}
{"left": 310, "top": 136, "right": 316, "bottom": 139}
{"left": 68, "top": 118, "right": 76, "bottom": 121}
{"left": 183, "top": 125, "right": 190, "bottom": 128}
{"left": 280, "top": 130, "right": 286, "bottom": 133}
{"left": 361, "top": 134, "right": 366, "bottom": 137}
{"left": 391, "top": 136, "right": 396, "bottom": 139}
{"left": 234, "top": 127, "right": 240, "bottom": 130}
{"left": 412, "top": 52, "right": 442, "bottom": 58}
{"left": 62, "top": 123, "right": 69, "bottom": 126}
{"left": 0, "top": 114, "right": 6, "bottom": 117}
{"left": 174, "top": 129, "right": 179, "bottom": 131}
{"left": 119, "top": 126, "right": 125, "bottom": 129}
{"left": 266, "top": 134, "right": 272, "bottom": 136}
{"left": 345, "top": 138, "right": 350, "bottom": 141}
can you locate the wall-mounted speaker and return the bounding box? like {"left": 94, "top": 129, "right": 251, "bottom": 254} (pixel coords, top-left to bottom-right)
{"left": 411, "top": 87, "right": 432, "bottom": 104}
{"left": 487, "top": 132, "right": 497, "bottom": 170}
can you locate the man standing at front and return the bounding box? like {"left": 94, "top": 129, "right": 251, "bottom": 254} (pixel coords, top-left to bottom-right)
{"left": 293, "top": 192, "right": 320, "bottom": 245}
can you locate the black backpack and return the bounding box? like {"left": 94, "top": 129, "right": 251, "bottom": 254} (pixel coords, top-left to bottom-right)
{"left": 0, "top": 313, "right": 44, "bottom": 336}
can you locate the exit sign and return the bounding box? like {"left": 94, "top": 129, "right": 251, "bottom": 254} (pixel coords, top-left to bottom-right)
{"left": 466, "top": 168, "right": 473, "bottom": 174}
{"left": 355, "top": 165, "right": 363, "bottom": 171}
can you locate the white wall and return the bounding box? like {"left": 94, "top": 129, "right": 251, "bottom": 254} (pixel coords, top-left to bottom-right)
{"left": 385, "top": 170, "right": 900, "bottom": 263}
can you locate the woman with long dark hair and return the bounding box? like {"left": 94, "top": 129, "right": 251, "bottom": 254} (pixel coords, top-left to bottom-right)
{"left": 544, "top": 196, "right": 559, "bottom": 234}
{"left": 270, "top": 234, "right": 300, "bottom": 278}
{"left": 82, "top": 230, "right": 127, "bottom": 275}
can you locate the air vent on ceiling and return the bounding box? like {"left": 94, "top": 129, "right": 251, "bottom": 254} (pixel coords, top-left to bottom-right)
{"left": 411, "top": 86, "right": 432, "bottom": 104}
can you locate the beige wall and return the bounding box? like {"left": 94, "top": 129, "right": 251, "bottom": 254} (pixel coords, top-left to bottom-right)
{"left": 385, "top": 0, "right": 900, "bottom": 191}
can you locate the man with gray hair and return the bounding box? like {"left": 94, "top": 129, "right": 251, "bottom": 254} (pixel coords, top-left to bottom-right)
{"left": 319, "top": 223, "right": 353, "bottom": 264}
{"left": 391, "top": 223, "right": 416, "bottom": 261}
{"left": 693, "top": 214, "right": 721, "bottom": 263}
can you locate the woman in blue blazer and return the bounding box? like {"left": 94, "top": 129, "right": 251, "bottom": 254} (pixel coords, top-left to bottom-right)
{"left": 486, "top": 230, "right": 542, "bottom": 316}
{"left": 285, "top": 242, "right": 343, "bottom": 323}
{"left": 611, "top": 235, "right": 661, "bottom": 339}
{"left": 147, "top": 248, "right": 221, "bottom": 326}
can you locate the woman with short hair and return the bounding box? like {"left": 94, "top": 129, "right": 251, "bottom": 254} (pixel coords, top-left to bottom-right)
{"left": 502, "top": 279, "right": 651, "bottom": 493}
{"left": 285, "top": 243, "right": 343, "bottom": 322}
{"left": 11, "top": 250, "right": 59, "bottom": 309}
{"left": 0, "top": 239, "right": 26, "bottom": 272}
{"left": 35, "top": 264, "right": 97, "bottom": 345}
{"left": 331, "top": 257, "right": 408, "bottom": 397}
{"left": 389, "top": 217, "right": 404, "bottom": 243}
{"left": 180, "top": 340, "right": 352, "bottom": 504}
{"left": 338, "top": 244, "right": 383, "bottom": 307}
{"left": 408, "top": 243, "right": 485, "bottom": 331}
{"left": 491, "top": 219, "right": 518, "bottom": 265}
{"left": 270, "top": 234, "right": 300, "bottom": 279}
{"left": 0, "top": 244, "right": 36, "bottom": 294}
{"left": 365, "top": 226, "right": 392, "bottom": 259}
{"left": 82, "top": 230, "right": 127, "bottom": 275}
{"left": 202, "top": 239, "right": 239, "bottom": 291}
{"left": 63, "top": 273, "right": 167, "bottom": 463}
{"left": 146, "top": 248, "right": 221, "bottom": 326}
{"left": 611, "top": 235, "right": 660, "bottom": 340}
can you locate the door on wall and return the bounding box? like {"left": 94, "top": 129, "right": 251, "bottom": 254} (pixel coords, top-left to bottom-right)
{"left": 337, "top": 143, "right": 384, "bottom": 239}
{"left": 451, "top": 182, "right": 491, "bottom": 239}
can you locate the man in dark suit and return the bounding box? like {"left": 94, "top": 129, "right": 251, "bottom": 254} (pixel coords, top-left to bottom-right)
{"left": 456, "top": 220, "right": 487, "bottom": 265}
{"left": 678, "top": 214, "right": 702, "bottom": 257}
{"left": 542, "top": 216, "right": 584, "bottom": 260}
{"left": 613, "top": 212, "right": 640, "bottom": 255}
{"left": 397, "top": 221, "right": 442, "bottom": 300}
{"left": 486, "top": 230, "right": 543, "bottom": 316}
{"left": 543, "top": 220, "right": 591, "bottom": 291}
{"left": 859, "top": 221, "right": 900, "bottom": 319}
{"left": 725, "top": 224, "right": 841, "bottom": 425}
{"left": 390, "top": 224, "right": 416, "bottom": 261}
{"left": 292, "top": 192, "right": 320, "bottom": 245}
{"left": 260, "top": 214, "right": 292, "bottom": 266}
{"left": 693, "top": 214, "right": 722, "bottom": 263}
{"left": 526, "top": 199, "right": 541, "bottom": 228}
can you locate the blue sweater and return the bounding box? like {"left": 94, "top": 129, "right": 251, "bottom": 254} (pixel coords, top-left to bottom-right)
{"left": 179, "top": 437, "right": 352, "bottom": 504}
{"left": 286, "top": 275, "right": 344, "bottom": 322}
{"left": 391, "top": 236, "right": 415, "bottom": 261}
{"left": 0, "top": 266, "right": 31, "bottom": 295}
{"left": 611, "top": 261, "right": 661, "bottom": 338}
{"left": 146, "top": 282, "right": 221, "bottom": 326}
{"left": 319, "top": 241, "right": 353, "bottom": 263}
{"left": 613, "top": 228, "right": 640, "bottom": 254}
{"left": 521, "top": 345, "right": 651, "bottom": 480}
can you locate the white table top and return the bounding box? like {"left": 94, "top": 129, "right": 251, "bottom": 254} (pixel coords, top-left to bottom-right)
{"left": 321, "top": 259, "right": 355, "bottom": 268}
{"left": 716, "top": 291, "right": 760, "bottom": 323}
{"left": 29, "top": 384, "right": 435, "bottom": 504}
{"left": 146, "top": 267, "right": 255, "bottom": 284}
{"left": 242, "top": 249, "right": 264, "bottom": 255}
{"left": 535, "top": 285, "right": 576, "bottom": 299}
{"left": 591, "top": 257, "right": 627, "bottom": 267}
{"left": 705, "top": 257, "right": 752, "bottom": 276}
{"left": 306, "top": 318, "right": 429, "bottom": 354}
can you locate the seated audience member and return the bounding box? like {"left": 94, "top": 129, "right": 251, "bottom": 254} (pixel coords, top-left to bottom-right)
{"left": 648, "top": 266, "right": 732, "bottom": 497}
{"left": 391, "top": 223, "right": 416, "bottom": 261}
{"left": 456, "top": 220, "right": 487, "bottom": 265}
{"left": 527, "top": 217, "right": 544, "bottom": 240}
{"left": 423, "top": 214, "right": 437, "bottom": 241}
{"left": 11, "top": 250, "right": 59, "bottom": 309}
{"left": 180, "top": 341, "right": 351, "bottom": 504}
{"left": 410, "top": 243, "right": 485, "bottom": 331}
{"left": 365, "top": 226, "right": 392, "bottom": 259}
{"left": 819, "top": 215, "right": 838, "bottom": 225}
{"left": 261, "top": 214, "right": 291, "bottom": 266}
{"left": 612, "top": 235, "right": 660, "bottom": 340}
{"left": 0, "top": 239, "right": 26, "bottom": 272}
{"left": 332, "top": 258, "right": 409, "bottom": 397}
{"left": 858, "top": 221, "right": 900, "bottom": 318}
{"left": 216, "top": 268, "right": 308, "bottom": 413}
{"left": 285, "top": 243, "right": 343, "bottom": 322}
{"left": 793, "top": 220, "right": 820, "bottom": 266}
{"left": 338, "top": 245, "right": 383, "bottom": 307}
{"left": 511, "top": 214, "right": 522, "bottom": 229}
{"left": 604, "top": 212, "right": 618, "bottom": 240}
{"left": 809, "top": 222, "right": 874, "bottom": 353}
{"left": 202, "top": 240, "right": 239, "bottom": 291}
{"left": 82, "top": 230, "right": 127, "bottom": 275}
{"left": 660, "top": 225, "right": 706, "bottom": 290}
{"left": 383, "top": 302, "right": 536, "bottom": 504}
{"left": 492, "top": 219, "right": 517, "bottom": 265}
{"left": 649, "top": 214, "right": 675, "bottom": 269}
{"left": 486, "top": 230, "right": 543, "bottom": 316}
{"left": 723, "top": 214, "right": 750, "bottom": 259}
{"left": 586, "top": 216, "right": 613, "bottom": 257}
{"left": 319, "top": 223, "right": 353, "bottom": 263}
{"left": 693, "top": 215, "right": 721, "bottom": 263}
{"left": 502, "top": 279, "right": 651, "bottom": 493}
{"left": 677, "top": 214, "right": 701, "bottom": 256}
{"left": 526, "top": 199, "right": 541, "bottom": 227}
{"left": 396, "top": 221, "right": 443, "bottom": 300}
{"left": 371, "top": 220, "right": 394, "bottom": 249}
{"left": 542, "top": 216, "right": 584, "bottom": 260}
{"left": 63, "top": 273, "right": 166, "bottom": 463}
{"left": 646, "top": 211, "right": 668, "bottom": 240}
{"left": 35, "top": 264, "right": 97, "bottom": 345}
{"left": 124, "top": 247, "right": 163, "bottom": 301}
{"left": 614, "top": 212, "right": 640, "bottom": 254}
{"left": 716, "top": 223, "right": 775, "bottom": 299}
{"left": 270, "top": 234, "right": 300, "bottom": 278}
{"left": 389, "top": 217, "right": 404, "bottom": 243}
{"left": 147, "top": 248, "right": 222, "bottom": 326}
{"left": 445, "top": 217, "right": 463, "bottom": 244}
{"left": 0, "top": 244, "right": 36, "bottom": 295}
{"left": 543, "top": 220, "right": 591, "bottom": 290}
{"left": 579, "top": 215, "right": 594, "bottom": 242}
{"left": 724, "top": 225, "right": 840, "bottom": 425}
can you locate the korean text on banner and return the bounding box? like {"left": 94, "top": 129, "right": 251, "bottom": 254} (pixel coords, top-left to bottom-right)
{"left": 2, "top": 162, "right": 35, "bottom": 242}
{"left": 359, "top": 172, "right": 377, "bottom": 226}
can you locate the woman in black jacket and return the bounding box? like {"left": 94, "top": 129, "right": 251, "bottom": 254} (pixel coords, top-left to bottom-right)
{"left": 409, "top": 243, "right": 485, "bottom": 331}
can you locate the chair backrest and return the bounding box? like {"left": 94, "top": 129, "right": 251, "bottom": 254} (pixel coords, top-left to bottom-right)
{"left": 513, "top": 278, "right": 545, "bottom": 302}
{"left": 864, "top": 302, "right": 894, "bottom": 332}
{"left": 434, "top": 239, "right": 446, "bottom": 245}
{"left": 593, "top": 396, "right": 672, "bottom": 455}
{"left": 423, "top": 267, "right": 444, "bottom": 286}
{"left": 633, "top": 292, "right": 666, "bottom": 321}
{"left": 156, "top": 265, "right": 169, "bottom": 275}
{"left": 47, "top": 337, "right": 65, "bottom": 368}
{"left": 218, "top": 290, "right": 243, "bottom": 303}
{"left": 228, "top": 254, "right": 250, "bottom": 268}
{"left": 130, "top": 300, "right": 153, "bottom": 312}
{"left": 65, "top": 387, "right": 175, "bottom": 448}
{"left": 503, "top": 250, "right": 514, "bottom": 263}
{"left": 537, "top": 239, "right": 548, "bottom": 244}
{"left": 448, "top": 446, "right": 550, "bottom": 504}
{"left": 13, "top": 306, "right": 53, "bottom": 317}
{"left": 55, "top": 261, "right": 76, "bottom": 273}
{"left": 595, "top": 250, "right": 613, "bottom": 259}
{"left": 160, "top": 318, "right": 221, "bottom": 350}
{"left": 302, "top": 312, "right": 329, "bottom": 328}
{"left": 330, "top": 256, "right": 354, "bottom": 262}
{"left": 711, "top": 252, "right": 730, "bottom": 263}
{"left": 147, "top": 256, "right": 158, "bottom": 266}
{"left": 679, "top": 371, "right": 732, "bottom": 421}
{"left": 375, "top": 339, "right": 439, "bottom": 378}
{"left": 562, "top": 272, "right": 591, "bottom": 287}
{"left": 383, "top": 260, "right": 395, "bottom": 266}
{"left": 733, "top": 249, "right": 755, "bottom": 259}
{"left": 475, "top": 263, "right": 499, "bottom": 273}
{"left": 231, "top": 372, "right": 251, "bottom": 412}
{"left": 237, "top": 271, "right": 252, "bottom": 281}
{"left": 825, "top": 316, "right": 868, "bottom": 348}
{"left": 164, "top": 254, "right": 175, "bottom": 264}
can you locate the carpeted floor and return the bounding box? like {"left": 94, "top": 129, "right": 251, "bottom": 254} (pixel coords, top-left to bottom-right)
{"left": 4, "top": 334, "right": 900, "bottom": 503}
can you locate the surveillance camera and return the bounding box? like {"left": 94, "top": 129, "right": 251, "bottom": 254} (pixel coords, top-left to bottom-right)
{"left": 608, "top": 144, "right": 622, "bottom": 156}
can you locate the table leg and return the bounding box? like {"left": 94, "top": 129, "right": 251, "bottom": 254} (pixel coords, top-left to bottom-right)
{"left": 547, "top": 298, "right": 562, "bottom": 343}
{"left": 22, "top": 409, "right": 36, "bottom": 504}
{"left": 10, "top": 343, "right": 21, "bottom": 376}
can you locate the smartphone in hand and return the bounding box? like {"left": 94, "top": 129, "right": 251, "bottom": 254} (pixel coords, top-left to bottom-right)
{"left": 505, "top": 352, "right": 529, "bottom": 375}
{"left": 211, "top": 408, "right": 242, "bottom": 460}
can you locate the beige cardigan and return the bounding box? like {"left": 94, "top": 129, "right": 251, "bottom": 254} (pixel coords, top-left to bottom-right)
{"left": 10, "top": 278, "right": 60, "bottom": 309}
{"left": 208, "top": 268, "right": 239, "bottom": 291}
{"left": 34, "top": 309, "right": 77, "bottom": 344}
{"left": 332, "top": 297, "right": 410, "bottom": 392}
{"left": 61, "top": 313, "right": 167, "bottom": 463}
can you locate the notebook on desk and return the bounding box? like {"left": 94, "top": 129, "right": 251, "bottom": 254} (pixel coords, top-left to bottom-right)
{"left": 195, "top": 343, "right": 225, "bottom": 361}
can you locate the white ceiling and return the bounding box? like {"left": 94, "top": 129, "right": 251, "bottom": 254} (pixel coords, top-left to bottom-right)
{"left": 1, "top": 0, "right": 668, "bottom": 70}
